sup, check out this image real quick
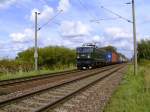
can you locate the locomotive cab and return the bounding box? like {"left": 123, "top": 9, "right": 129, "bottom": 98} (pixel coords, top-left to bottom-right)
{"left": 76, "top": 46, "right": 94, "bottom": 69}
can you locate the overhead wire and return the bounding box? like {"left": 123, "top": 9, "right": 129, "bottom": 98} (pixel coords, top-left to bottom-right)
{"left": 38, "top": 0, "right": 62, "bottom": 30}
{"left": 97, "top": 0, "right": 132, "bottom": 23}
{"left": 78, "top": 0, "right": 128, "bottom": 23}
{"left": 100, "top": 6, "right": 132, "bottom": 23}
{"left": 38, "top": 10, "right": 63, "bottom": 30}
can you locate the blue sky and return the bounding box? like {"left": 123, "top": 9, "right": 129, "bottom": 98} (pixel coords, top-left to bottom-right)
{"left": 0, "top": 0, "right": 150, "bottom": 59}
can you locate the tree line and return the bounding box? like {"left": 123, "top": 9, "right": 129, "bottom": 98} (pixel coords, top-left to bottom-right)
{"left": 0, "top": 46, "right": 76, "bottom": 73}
{"left": 2, "top": 39, "right": 149, "bottom": 74}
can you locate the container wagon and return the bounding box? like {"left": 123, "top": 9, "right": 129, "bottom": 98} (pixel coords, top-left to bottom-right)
{"left": 105, "top": 52, "right": 119, "bottom": 64}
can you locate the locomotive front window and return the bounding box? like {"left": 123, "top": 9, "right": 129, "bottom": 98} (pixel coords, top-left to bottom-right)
{"left": 77, "top": 47, "right": 93, "bottom": 53}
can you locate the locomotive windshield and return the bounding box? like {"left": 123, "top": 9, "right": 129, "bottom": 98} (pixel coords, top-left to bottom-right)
{"left": 76, "top": 47, "right": 93, "bottom": 53}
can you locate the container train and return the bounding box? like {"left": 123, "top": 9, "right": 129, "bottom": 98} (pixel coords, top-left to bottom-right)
{"left": 76, "top": 43, "right": 127, "bottom": 70}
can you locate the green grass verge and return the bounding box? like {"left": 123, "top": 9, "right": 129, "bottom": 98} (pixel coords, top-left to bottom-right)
{"left": 104, "top": 62, "right": 150, "bottom": 112}
{"left": 0, "top": 65, "right": 76, "bottom": 81}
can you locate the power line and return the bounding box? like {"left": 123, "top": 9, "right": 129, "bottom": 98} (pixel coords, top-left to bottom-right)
{"left": 97, "top": 1, "right": 132, "bottom": 23}
{"left": 38, "top": 10, "right": 63, "bottom": 30}
{"left": 100, "top": 6, "right": 132, "bottom": 23}
{"left": 78, "top": 0, "right": 123, "bottom": 23}
{"left": 78, "top": 0, "right": 131, "bottom": 23}
{"left": 98, "top": 1, "right": 131, "bottom": 7}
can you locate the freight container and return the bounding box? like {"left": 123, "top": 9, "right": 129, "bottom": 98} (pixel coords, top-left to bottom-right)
{"left": 105, "top": 52, "right": 119, "bottom": 63}
{"left": 112, "top": 52, "right": 118, "bottom": 63}
{"left": 105, "top": 52, "right": 112, "bottom": 63}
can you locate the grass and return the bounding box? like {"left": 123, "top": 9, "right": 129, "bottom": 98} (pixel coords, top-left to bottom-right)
{"left": 142, "top": 60, "right": 150, "bottom": 92}
{"left": 0, "top": 64, "right": 76, "bottom": 81}
{"left": 104, "top": 61, "right": 150, "bottom": 112}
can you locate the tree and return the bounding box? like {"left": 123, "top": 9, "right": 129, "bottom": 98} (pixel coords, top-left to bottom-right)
{"left": 100, "top": 46, "right": 117, "bottom": 52}
{"left": 16, "top": 46, "right": 76, "bottom": 68}
{"left": 138, "top": 39, "right": 150, "bottom": 60}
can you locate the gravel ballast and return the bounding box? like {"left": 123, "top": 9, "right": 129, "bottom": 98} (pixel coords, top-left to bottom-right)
{"left": 48, "top": 66, "right": 127, "bottom": 112}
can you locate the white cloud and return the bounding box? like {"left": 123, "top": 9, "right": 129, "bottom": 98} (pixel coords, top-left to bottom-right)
{"left": 60, "top": 21, "right": 92, "bottom": 37}
{"left": 10, "top": 28, "right": 34, "bottom": 43}
{"left": 88, "top": 35, "right": 107, "bottom": 47}
{"left": 137, "top": 35, "right": 150, "bottom": 42}
{"left": 30, "top": 5, "right": 54, "bottom": 22}
{"left": 0, "top": 0, "right": 17, "bottom": 9}
{"left": 114, "top": 40, "right": 132, "bottom": 50}
{"left": 0, "top": 39, "right": 33, "bottom": 58}
{"left": 57, "top": 0, "right": 70, "bottom": 12}
{"left": 105, "top": 27, "right": 132, "bottom": 39}
{"left": 92, "top": 35, "right": 106, "bottom": 43}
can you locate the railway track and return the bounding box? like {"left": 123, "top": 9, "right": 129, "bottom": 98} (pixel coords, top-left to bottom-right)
{"left": 0, "top": 65, "right": 118, "bottom": 95}
{"left": 0, "top": 64, "right": 125, "bottom": 112}
{"left": 0, "top": 69, "right": 78, "bottom": 86}
{"left": 0, "top": 69, "right": 85, "bottom": 95}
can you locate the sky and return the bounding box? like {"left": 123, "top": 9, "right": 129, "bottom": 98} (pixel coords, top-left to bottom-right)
{"left": 0, "top": 0, "right": 150, "bottom": 59}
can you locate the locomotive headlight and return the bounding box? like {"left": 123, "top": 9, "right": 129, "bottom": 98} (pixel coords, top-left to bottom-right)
{"left": 77, "top": 55, "right": 80, "bottom": 59}
{"left": 87, "top": 54, "right": 91, "bottom": 58}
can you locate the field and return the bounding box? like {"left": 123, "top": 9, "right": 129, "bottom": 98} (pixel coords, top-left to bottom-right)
{"left": 104, "top": 60, "right": 150, "bottom": 112}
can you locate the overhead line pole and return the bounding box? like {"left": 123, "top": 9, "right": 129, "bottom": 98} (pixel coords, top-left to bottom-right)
{"left": 34, "top": 12, "right": 40, "bottom": 71}
{"left": 132, "top": 0, "right": 137, "bottom": 75}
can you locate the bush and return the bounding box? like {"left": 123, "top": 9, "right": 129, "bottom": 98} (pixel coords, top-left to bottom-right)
{"left": 0, "top": 59, "right": 33, "bottom": 73}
